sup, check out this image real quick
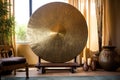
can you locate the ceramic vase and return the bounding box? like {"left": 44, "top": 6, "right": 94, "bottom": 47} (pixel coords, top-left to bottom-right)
{"left": 99, "top": 46, "right": 119, "bottom": 71}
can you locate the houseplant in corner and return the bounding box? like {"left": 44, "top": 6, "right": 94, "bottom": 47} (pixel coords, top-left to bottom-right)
{"left": 0, "top": 0, "right": 14, "bottom": 75}
{"left": 0, "top": 0, "right": 14, "bottom": 45}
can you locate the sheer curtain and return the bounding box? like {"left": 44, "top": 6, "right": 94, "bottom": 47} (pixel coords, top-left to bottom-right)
{"left": 7, "top": 0, "right": 16, "bottom": 56}
{"left": 95, "top": 0, "right": 104, "bottom": 53}
{"left": 10, "top": 0, "right": 16, "bottom": 56}
{"left": 95, "top": 0, "right": 111, "bottom": 52}
{"left": 102, "top": 0, "right": 112, "bottom": 46}
{"left": 68, "top": 0, "right": 99, "bottom": 63}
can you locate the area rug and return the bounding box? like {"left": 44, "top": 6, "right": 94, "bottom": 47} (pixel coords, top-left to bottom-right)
{"left": 1, "top": 76, "right": 120, "bottom": 80}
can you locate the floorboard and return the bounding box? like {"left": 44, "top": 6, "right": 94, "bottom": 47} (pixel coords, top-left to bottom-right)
{"left": 3, "top": 67, "right": 120, "bottom": 77}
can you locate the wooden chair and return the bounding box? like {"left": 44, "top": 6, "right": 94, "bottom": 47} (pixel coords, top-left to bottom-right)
{"left": 0, "top": 45, "right": 29, "bottom": 79}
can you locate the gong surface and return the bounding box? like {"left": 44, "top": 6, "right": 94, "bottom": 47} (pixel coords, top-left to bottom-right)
{"left": 27, "top": 2, "right": 88, "bottom": 63}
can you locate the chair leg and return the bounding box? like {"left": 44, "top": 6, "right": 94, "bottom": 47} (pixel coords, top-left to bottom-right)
{"left": 0, "top": 74, "right": 1, "bottom": 80}
{"left": 14, "top": 69, "right": 16, "bottom": 75}
{"left": 26, "top": 64, "right": 29, "bottom": 79}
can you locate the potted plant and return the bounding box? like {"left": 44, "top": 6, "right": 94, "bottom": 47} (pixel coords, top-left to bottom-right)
{"left": 0, "top": 0, "right": 14, "bottom": 45}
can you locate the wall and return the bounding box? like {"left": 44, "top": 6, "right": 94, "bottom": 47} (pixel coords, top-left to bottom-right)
{"left": 107, "top": 0, "right": 120, "bottom": 54}
{"left": 16, "top": 43, "right": 49, "bottom": 65}
{"left": 16, "top": 43, "right": 38, "bottom": 65}
{"left": 114, "top": 0, "right": 120, "bottom": 54}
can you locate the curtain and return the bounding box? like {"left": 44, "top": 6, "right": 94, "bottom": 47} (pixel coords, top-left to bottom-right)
{"left": 68, "top": 0, "right": 99, "bottom": 63}
{"left": 8, "top": 0, "right": 16, "bottom": 56}
{"left": 0, "top": 0, "right": 16, "bottom": 56}
{"left": 95, "top": 0, "right": 104, "bottom": 53}
{"left": 102, "top": 0, "right": 112, "bottom": 46}
{"left": 95, "top": 0, "right": 112, "bottom": 52}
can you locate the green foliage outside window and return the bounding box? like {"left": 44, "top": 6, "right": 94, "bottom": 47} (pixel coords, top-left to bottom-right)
{"left": 15, "top": 24, "right": 27, "bottom": 42}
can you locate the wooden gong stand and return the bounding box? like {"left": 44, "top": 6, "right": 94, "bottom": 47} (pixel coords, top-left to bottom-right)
{"left": 35, "top": 56, "right": 80, "bottom": 74}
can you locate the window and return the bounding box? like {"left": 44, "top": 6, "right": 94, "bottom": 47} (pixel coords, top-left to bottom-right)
{"left": 15, "top": 0, "right": 68, "bottom": 42}
{"left": 15, "top": 0, "right": 29, "bottom": 42}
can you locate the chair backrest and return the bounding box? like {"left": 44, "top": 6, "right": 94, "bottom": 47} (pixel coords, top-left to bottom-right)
{"left": 0, "top": 45, "right": 13, "bottom": 59}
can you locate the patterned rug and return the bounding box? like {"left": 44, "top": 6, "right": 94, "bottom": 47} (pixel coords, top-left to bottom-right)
{"left": 1, "top": 76, "right": 120, "bottom": 80}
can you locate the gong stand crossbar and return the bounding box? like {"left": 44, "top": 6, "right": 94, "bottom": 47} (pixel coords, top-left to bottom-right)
{"left": 35, "top": 56, "right": 80, "bottom": 74}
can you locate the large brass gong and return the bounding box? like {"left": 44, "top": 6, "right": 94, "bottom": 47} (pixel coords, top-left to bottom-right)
{"left": 27, "top": 2, "right": 88, "bottom": 63}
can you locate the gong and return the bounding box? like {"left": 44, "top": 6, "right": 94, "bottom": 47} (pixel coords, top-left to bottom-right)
{"left": 27, "top": 2, "right": 88, "bottom": 63}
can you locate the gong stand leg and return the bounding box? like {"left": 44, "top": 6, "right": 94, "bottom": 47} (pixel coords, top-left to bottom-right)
{"left": 70, "top": 56, "right": 77, "bottom": 73}
{"left": 35, "top": 56, "right": 41, "bottom": 71}
{"left": 37, "top": 56, "right": 46, "bottom": 74}
{"left": 74, "top": 56, "right": 77, "bottom": 63}
{"left": 38, "top": 56, "right": 41, "bottom": 69}
{"left": 73, "top": 56, "right": 77, "bottom": 69}
{"left": 41, "top": 67, "right": 46, "bottom": 74}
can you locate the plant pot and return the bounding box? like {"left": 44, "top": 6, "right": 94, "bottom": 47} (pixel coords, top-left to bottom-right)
{"left": 99, "top": 46, "right": 119, "bottom": 71}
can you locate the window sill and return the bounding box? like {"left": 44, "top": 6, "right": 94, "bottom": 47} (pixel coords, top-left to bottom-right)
{"left": 16, "top": 41, "right": 30, "bottom": 45}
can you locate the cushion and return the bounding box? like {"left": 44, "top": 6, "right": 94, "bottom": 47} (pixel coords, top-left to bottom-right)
{"left": 0, "top": 57, "right": 26, "bottom": 66}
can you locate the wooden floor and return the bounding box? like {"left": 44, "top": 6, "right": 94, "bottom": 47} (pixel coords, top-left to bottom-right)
{"left": 3, "top": 67, "right": 120, "bottom": 77}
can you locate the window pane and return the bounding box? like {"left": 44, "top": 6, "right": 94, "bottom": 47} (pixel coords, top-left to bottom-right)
{"left": 15, "top": 0, "right": 29, "bottom": 24}
{"left": 32, "top": 0, "right": 68, "bottom": 14}
{"left": 15, "top": 0, "right": 29, "bottom": 42}
{"left": 15, "top": 0, "right": 68, "bottom": 42}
